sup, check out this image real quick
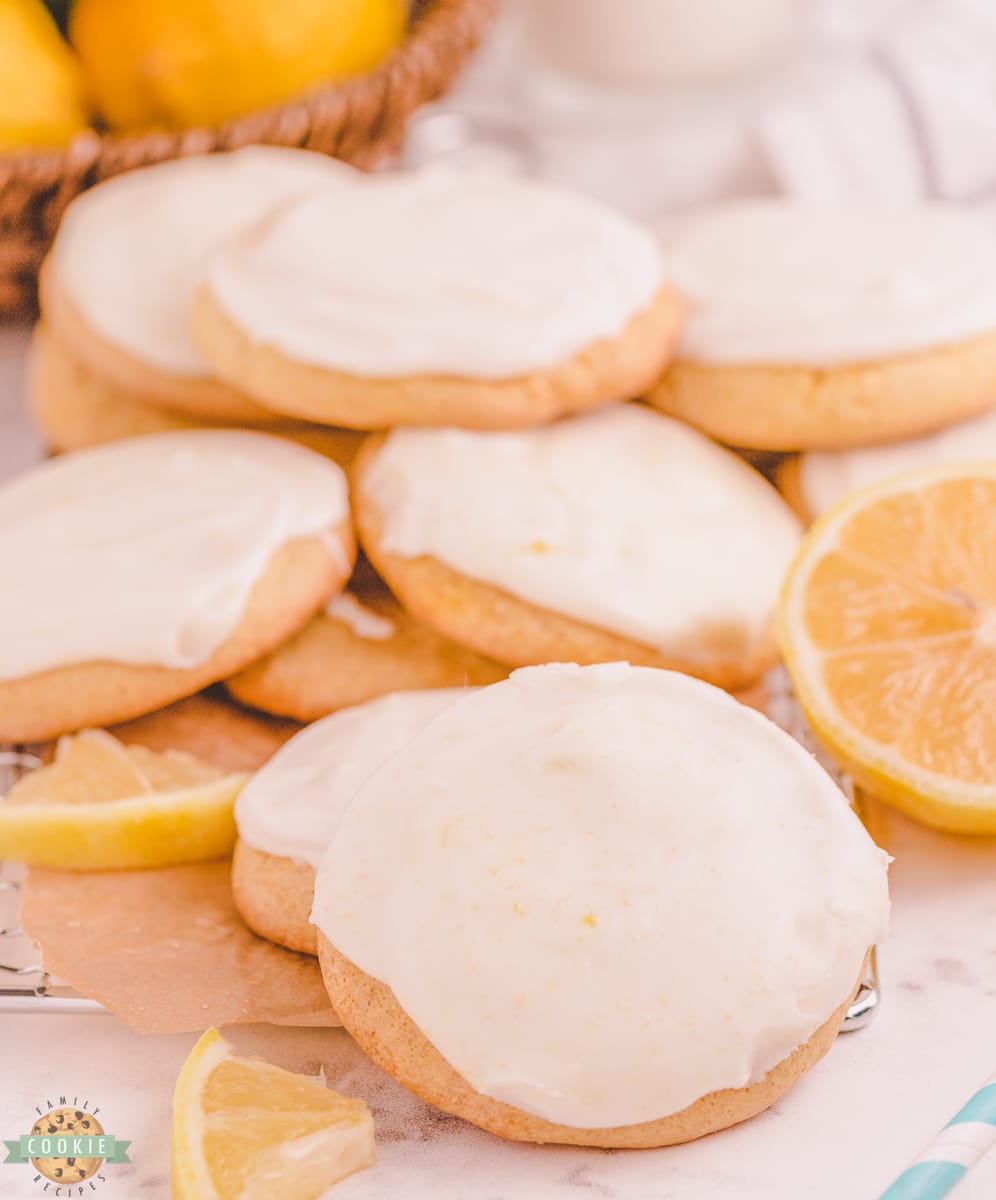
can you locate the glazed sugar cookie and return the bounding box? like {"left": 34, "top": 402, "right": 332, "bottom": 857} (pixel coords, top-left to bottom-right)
{"left": 26, "top": 323, "right": 363, "bottom": 468}
{"left": 39, "top": 146, "right": 352, "bottom": 421}
{"left": 0, "top": 431, "right": 355, "bottom": 741}
{"left": 227, "top": 565, "right": 507, "bottom": 722}
{"left": 648, "top": 202, "right": 996, "bottom": 451}
{"left": 352, "top": 405, "right": 801, "bottom": 690}
{"left": 779, "top": 406, "right": 996, "bottom": 522}
{"left": 313, "top": 663, "right": 890, "bottom": 1147}
{"left": 233, "top": 690, "right": 467, "bottom": 953}
{"left": 191, "top": 168, "right": 682, "bottom": 430}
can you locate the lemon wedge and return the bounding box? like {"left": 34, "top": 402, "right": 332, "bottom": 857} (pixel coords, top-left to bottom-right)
{"left": 0, "top": 729, "right": 246, "bottom": 869}
{"left": 172, "top": 1028, "right": 375, "bottom": 1200}
{"left": 780, "top": 462, "right": 996, "bottom": 833}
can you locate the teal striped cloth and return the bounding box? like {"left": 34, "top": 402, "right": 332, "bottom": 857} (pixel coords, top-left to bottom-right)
{"left": 880, "top": 1079, "right": 996, "bottom": 1200}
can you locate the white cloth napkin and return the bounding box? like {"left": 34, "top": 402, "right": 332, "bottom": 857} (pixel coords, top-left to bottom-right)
{"left": 759, "top": 0, "right": 996, "bottom": 203}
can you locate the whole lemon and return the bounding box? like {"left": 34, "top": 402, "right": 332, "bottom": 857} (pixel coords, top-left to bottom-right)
{"left": 0, "top": 0, "right": 88, "bottom": 150}
{"left": 70, "top": 0, "right": 409, "bottom": 130}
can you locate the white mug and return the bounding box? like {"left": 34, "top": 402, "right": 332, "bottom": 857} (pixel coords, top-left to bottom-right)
{"left": 521, "top": 0, "right": 796, "bottom": 88}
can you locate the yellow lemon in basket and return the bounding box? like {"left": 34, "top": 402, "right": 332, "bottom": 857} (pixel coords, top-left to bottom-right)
{"left": 172, "top": 1027, "right": 375, "bottom": 1200}
{"left": 0, "top": 728, "right": 247, "bottom": 869}
{"left": 70, "top": 0, "right": 408, "bottom": 130}
{"left": 0, "top": 0, "right": 88, "bottom": 150}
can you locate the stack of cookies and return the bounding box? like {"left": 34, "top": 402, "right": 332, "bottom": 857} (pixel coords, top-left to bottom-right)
{"left": 23, "top": 147, "right": 815, "bottom": 731}
{"left": 5, "top": 150, "right": 918, "bottom": 1152}
{"left": 237, "top": 661, "right": 890, "bottom": 1147}
{"left": 25, "top": 158, "right": 996, "bottom": 728}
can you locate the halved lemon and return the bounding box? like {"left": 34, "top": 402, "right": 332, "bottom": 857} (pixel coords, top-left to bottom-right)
{"left": 172, "top": 1028, "right": 375, "bottom": 1200}
{"left": 0, "top": 729, "right": 247, "bottom": 868}
{"left": 779, "top": 461, "right": 996, "bottom": 833}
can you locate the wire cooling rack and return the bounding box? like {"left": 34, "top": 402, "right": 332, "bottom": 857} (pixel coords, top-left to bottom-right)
{"left": 764, "top": 667, "right": 880, "bottom": 1032}
{"left": 0, "top": 671, "right": 880, "bottom": 1027}
{"left": 0, "top": 749, "right": 104, "bottom": 1013}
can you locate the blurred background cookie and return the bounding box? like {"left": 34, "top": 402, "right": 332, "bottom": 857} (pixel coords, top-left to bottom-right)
{"left": 38, "top": 148, "right": 354, "bottom": 420}
{"left": 778, "top": 406, "right": 996, "bottom": 522}
{"left": 192, "top": 169, "right": 681, "bottom": 429}
{"left": 227, "top": 560, "right": 506, "bottom": 722}
{"left": 649, "top": 202, "right": 996, "bottom": 451}
{"left": 27, "top": 322, "right": 363, "bottom": 466}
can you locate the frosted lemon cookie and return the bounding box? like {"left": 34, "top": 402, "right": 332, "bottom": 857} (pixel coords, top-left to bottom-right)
{"left": 313, "top": 663, "right": 890, "bottom": 1147}
{"left": 648, "top": 202, "right": 996, "bottom": 451}
{"left": 39, "top": 147, "right": 352, "bottom": 421}
{"left": 191, "top": 168, "right": 681, "bottom": 430}
{"left": 26, "top": 323, "right": 363, "bottom": 467}
{"left": 234, "top": 690, "right": 467, "bottom": 954}
{"left": 227, "top": 567, "right": 507, "bottom": 722}
{"left": 0, "top": 431, "right": 355, "bottom": 741}
{"left": 353, "top": 405, "right": 801, "bottom": 690}
{"left": 779, "top": 406, "right": 996, "bottom": 521}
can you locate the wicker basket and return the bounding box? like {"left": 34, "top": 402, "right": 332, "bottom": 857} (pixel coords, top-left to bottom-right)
{"left": 0, "top": 0, "right": 496, "bottom": 318}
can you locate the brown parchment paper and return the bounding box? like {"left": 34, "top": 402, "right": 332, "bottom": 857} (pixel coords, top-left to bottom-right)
{"left": 25, "top": 689, "right": 331, "bottom": 1033}
{"left": 21, "top": 860, "right": 340, "bottom": 1033}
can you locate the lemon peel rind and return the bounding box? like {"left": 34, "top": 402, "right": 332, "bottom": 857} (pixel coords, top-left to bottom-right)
{"left": 0, "top": 775, "right": 247, "bottom": 869}
{"left": 172, "top": 1028, "right": 230, "bottom": 1200}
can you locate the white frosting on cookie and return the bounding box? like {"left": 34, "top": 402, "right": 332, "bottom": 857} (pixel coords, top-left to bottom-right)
{"left": 237, "top": 689, "right": 468, "bottom": 868}
{"left": 666, "top": 201, "right": 996, "bottom": 365}
{"left": 205, "top": 168, "right": 665, "bottom": 379}
{"left": 325, "top": 593, "right": 396, "bottom": 642}
{"left": 313, "top": 663, "right": 890, "bottom": 1129}
{"left": 798, "top": 407, "right": 996, "bottom": 518}
{"left": 0, "top": 431, "right": 349, "bottom": 682}
{"left": 361, "top": 406, "right": 801, "bottom": 661}
{"left": 51, "top": 147, "right": 353, "bottom": 376}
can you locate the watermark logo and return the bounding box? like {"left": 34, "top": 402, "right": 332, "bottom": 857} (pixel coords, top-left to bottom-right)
{"left": 3, "top": 1098, "right": 130, "bottom": 1193}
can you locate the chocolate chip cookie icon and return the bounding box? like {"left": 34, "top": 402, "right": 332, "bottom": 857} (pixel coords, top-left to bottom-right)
{"left": 30, "top": 1108, "right": 104, "bottom": 1183}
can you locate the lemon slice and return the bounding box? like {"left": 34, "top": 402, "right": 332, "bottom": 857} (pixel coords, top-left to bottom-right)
{"left": 172, "top": 1028, "right": 375, "bottom": 1200}
{"left": 0, "top": 729, "right": 247, "bottom": 869}
{"left": 779, "top": 461, "right": 996, "bottom": 833}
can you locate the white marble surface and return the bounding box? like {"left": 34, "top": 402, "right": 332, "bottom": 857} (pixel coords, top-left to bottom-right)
{"left": 0, "top": 328, "right": 995, "bottom": 1197}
